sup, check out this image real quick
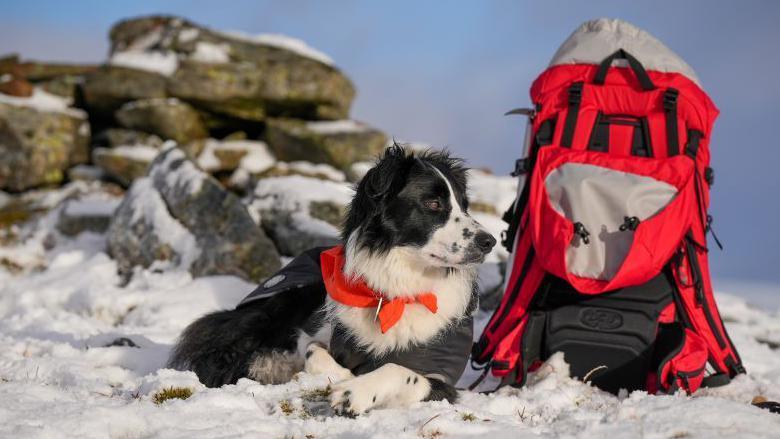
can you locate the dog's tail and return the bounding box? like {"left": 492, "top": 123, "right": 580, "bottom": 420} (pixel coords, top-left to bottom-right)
{"left": 168, "top": 286, "right": 326, "bottom": 387}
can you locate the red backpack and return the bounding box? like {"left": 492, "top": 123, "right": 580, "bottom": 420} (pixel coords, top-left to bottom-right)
{"left": 472, "top": 19, "right": 744, "bottom": 394}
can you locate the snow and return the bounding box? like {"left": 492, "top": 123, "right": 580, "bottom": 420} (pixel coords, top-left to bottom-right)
{"left": 1, "top": 170, "right": 780, "bottom": 437}
{"left": 224, "top": 31, "right": 335, "bottom": 66}
{"left": 306, "top": 119, "right": 371, "bottom": 134}
{"left": 109, "top": 51, "right": 179, "bottom": 76}
{"left": 63, "top": 194, "right": 120, "bottom": 217}
{"left": 468, "top": 169, "right": 519, "bottom": 216}
{"left": 189, "top": 41, "right": 231, "bottom": 63}
{"left": 275, "top": 161, "right": 347, "bottom": 182}
{"left": 95, "top": 145, "right": 160, "bottom": 162}
{"left": 197, "top": 139, "right": 276, "bottom": 181}
{"left": 247, "top": 175, "right": 353, "bottom": 214}
{"left": 0, "top": 87, "right": 86, "bottom": 118}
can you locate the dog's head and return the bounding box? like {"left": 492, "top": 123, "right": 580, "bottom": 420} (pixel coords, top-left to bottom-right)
{"left": 343, "top": 144, "right": 496, "bottom": 269}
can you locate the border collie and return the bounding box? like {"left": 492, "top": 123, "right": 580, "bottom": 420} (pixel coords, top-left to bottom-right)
{"left": 168, "top": 144, "right": 496, "bottom": 415}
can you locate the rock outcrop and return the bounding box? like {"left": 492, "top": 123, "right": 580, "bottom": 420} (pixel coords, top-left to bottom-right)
{"left": 107, "top": 146, "right": 281, "bottom": 282}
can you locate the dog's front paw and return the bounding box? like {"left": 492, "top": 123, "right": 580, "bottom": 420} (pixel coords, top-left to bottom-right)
{"left": 304, "top": 344, "right": 353, "bottom": 382}
{"left": 329, "top": 376, "right": 381, "bottom": 416}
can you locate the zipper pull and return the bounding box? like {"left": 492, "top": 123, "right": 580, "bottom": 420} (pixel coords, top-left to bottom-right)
{"left": 573, "top": 222, "right": 591, "bottom": 244}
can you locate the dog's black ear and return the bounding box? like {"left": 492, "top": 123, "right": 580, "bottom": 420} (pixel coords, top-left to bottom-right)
{"left": 342, "top": 144, "right": 409, "bottom": 242}
{"left": 363, "top": 143, "right": 408, "bottom": 201}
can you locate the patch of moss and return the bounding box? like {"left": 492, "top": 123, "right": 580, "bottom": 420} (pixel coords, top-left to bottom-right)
{"left": 461, "top": 412, "right": 477, "bottom": 422}
{"left": 279, "top": 399, "right": 294, "bottom": 415}
{"left": 152, "top": 387, "right": 193, "bottom": 405}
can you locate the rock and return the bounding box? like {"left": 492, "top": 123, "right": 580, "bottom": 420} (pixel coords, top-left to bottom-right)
{"left": 245, "top": 175, "right": 352, "bottom": 256}
{"left": 57, "top": 192, "right": 121, "bottom": 236}
{"left": 0, "top": 56, "right": 97, "bottom": 81}
{"left": 92, "top": 145, "right": 160, "bottom": 187}
{"left": 107, "top": 146, "right": 281, "bottom": 282}
{"left": 0, "top": 77, "right": 33, "bottom": 97}
{"left": 0, "top": 100, "right": 89, "bottom": 191}
{"left": 109, "top": 16, "right": 355, "bottom": 121}
{"left": 346, "top": 161, "right": 374, "bottom": 182}
{"left": 115, "top": 98, "right": 207, "bottom": 144}
{"left": 264, "top": 119, "right": 386, "bottom": 170}
{"left": 92, "top": 128, "right": 165, "bottom": 149}
{"left": 38, "top": 75, "right": 84, "bottom": 101}
{"left": 81, "top": 66, "right": 167, "bottom": 117}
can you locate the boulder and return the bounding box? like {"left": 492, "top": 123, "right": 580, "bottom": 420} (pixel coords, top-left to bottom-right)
{"left": 109, "top": 16, "right": 355, "bottom": 121}
{"left": 92, "top": 145, "right": 159, "bottom": 187}
{"left": 264, "top": 119, "right": 386, "bottom": 170}
{"left": 0, "top": 98, "right": 89, "bottom": 191}
{"left": 107, "top": 146, "right": 281, "bottom": 282}
{"left": 115, "top": 98, "right": 207, "bottom": 144}
{"left": 57, "top": 192, "right": 121, "bottom": 236}
{"left": 81, "top": 66, "right": 167, "bottom": 117}
{"left": 245, "top": 175, "right": 352, "bottom": 256}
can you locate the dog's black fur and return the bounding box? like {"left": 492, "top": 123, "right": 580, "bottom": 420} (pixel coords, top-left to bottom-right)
{"left": 168, "top": 144, "right": 495, "bottom": 412}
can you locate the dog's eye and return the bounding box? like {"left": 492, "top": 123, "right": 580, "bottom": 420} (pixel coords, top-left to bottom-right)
{"left": 424, "top": 200, "right": 442, "bottom": 211}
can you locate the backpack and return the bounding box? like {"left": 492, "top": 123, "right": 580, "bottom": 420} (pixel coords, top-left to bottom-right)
{"left": 471, "top": 19, "right": 745, "bottom": 395}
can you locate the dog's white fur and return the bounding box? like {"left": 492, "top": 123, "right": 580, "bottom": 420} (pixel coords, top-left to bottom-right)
{"left": 301, "top": 168, "right": 491, "bottom": 414}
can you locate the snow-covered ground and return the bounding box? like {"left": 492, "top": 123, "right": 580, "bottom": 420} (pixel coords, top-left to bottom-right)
{"left": 1, "top": 181, "right": 780, "bottom": 438}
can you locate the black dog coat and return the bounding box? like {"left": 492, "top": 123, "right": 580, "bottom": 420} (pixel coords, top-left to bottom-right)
{"left": 238, "top": 247, "right": 475, "bottom": 385}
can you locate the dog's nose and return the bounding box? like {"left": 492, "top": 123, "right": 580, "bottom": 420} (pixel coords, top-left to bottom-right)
{"left": 475, "top": 231, "right": 497, "bottom": 253}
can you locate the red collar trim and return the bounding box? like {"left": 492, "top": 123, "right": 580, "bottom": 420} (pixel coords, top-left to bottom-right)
{"left": 320, "top": 245, "right": 438, "bottom": 333}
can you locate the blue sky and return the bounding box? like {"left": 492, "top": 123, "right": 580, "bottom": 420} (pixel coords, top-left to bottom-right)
{"left": 2, "top": 1, "right": 779, "bottom": 287}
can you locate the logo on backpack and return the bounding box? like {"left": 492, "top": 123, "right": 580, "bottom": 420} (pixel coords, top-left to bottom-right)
{"left": 580, "top": 307, "right": 623, "bottom": 330}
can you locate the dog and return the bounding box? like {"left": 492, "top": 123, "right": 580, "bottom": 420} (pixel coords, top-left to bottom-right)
{"left": 168, "top": 144, "right": 497, "bottom": 415}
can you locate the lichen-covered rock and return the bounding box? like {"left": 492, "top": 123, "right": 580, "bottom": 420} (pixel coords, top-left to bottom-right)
{"left": 108, "top": 146, "right": 281, "bottom": 282}
{"left": 109, "top": 15, "right": 355, "bottom": 121}
{"left": 264, "top": 119, "right": 386, "bottom": 170}
{"left": 0, "top": 99, "right": 89, "bottom": 191}
{"left": 115, "top": 98, "right": 207, "bottom": 144}
{"left": 92, "top": 145, "right": 159, "bottom": 187}
{"left": 245, "top": 175, "right": 352, "bottom": 256}
{"left": 81, "top": 66, "right": 167, "bottom": 117}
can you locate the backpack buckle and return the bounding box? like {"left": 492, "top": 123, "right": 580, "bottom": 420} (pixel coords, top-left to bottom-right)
{"left": 568, "top": 82, "right": 583, "bottom": 104}
{"left": 663, "top": 88, "right": 679, "bottom": 110}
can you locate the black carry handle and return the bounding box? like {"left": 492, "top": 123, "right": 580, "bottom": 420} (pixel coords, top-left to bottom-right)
{"left": 593, "top": 49, "right": 655, "bottom": 91}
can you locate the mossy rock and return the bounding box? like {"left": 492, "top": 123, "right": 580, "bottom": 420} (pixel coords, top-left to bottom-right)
{"left": 264, "top": 119, "right": 386, "bottom": 170}
{"left": 81, "top": 66, "right": 168, "bottom": 117}
{"left": 0, "top": 103, "right": 89, "bottom": 191}
{"left": 115, "top": 98, "right": 208, "bottom": 144}
{"left": 92, "top": 146, "right": 158, "bottom": 187}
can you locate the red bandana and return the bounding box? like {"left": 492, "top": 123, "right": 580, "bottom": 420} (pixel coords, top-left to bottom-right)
{"left": 320, "top": 246, "right": 438, "bottom": 334}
